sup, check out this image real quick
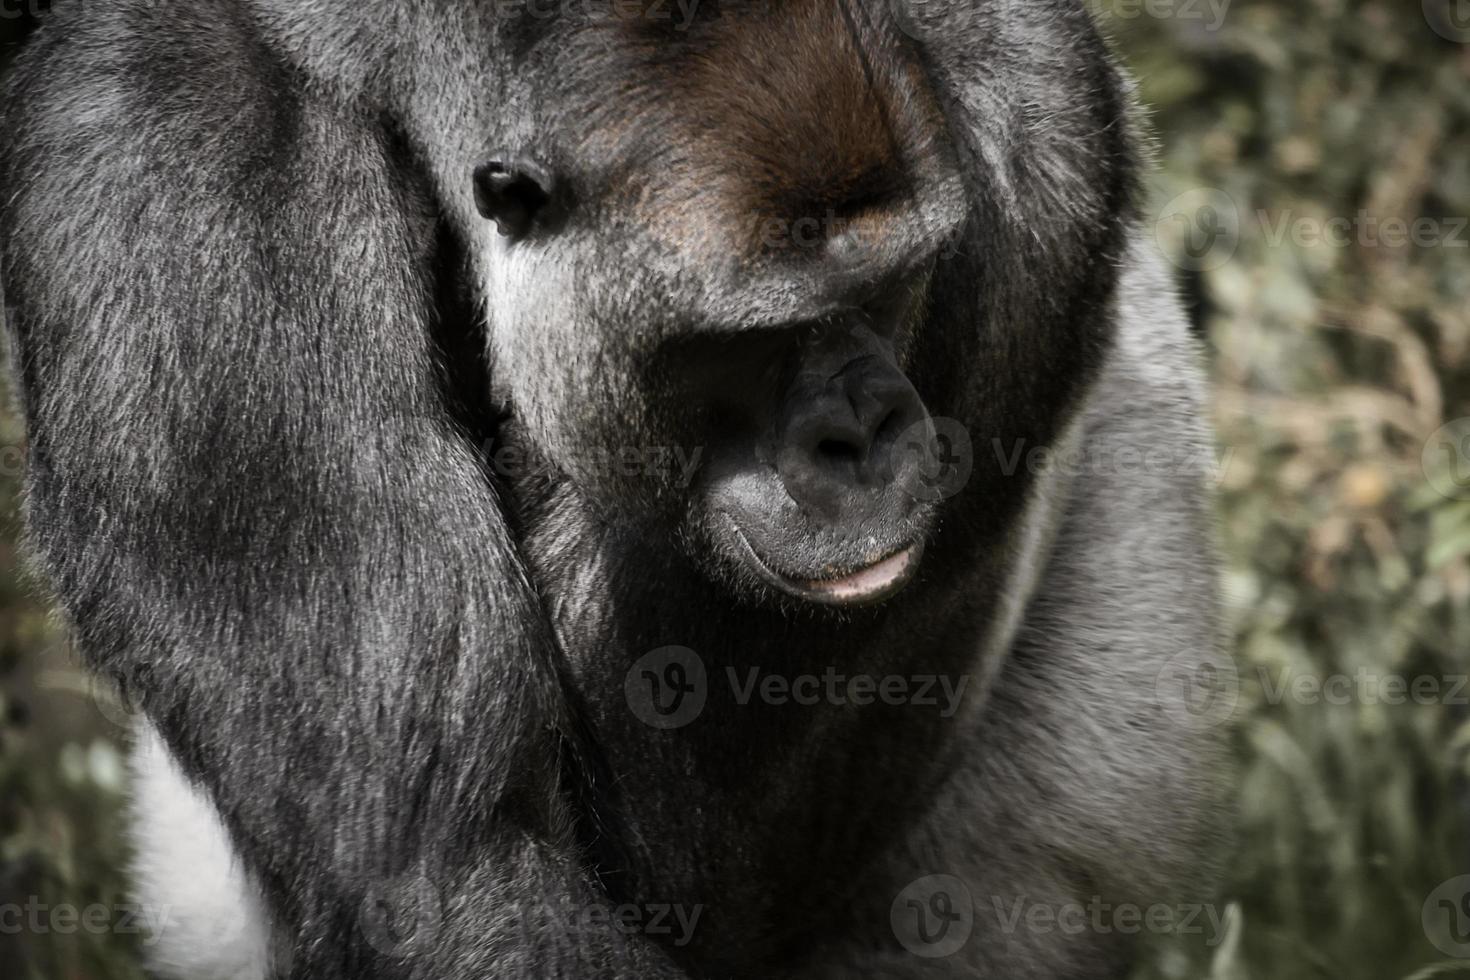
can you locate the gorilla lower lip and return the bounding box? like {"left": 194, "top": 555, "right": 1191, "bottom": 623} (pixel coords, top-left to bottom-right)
{"left": 731, "top": 520, "right": 924, "bottom": 606}
{"left": 797, "top": 545, "right": 922, "bottom": 604}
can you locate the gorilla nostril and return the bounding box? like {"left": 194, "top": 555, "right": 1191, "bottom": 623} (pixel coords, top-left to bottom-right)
{"left": 474, "top": 153, "right": 556, "bottom": 240}
{"left": 817, "top": 437, "right": 863, "bottom": 466}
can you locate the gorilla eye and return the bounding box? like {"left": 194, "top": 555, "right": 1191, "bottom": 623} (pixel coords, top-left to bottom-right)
{"left": 473, "top": 153, "right": 557, "bottom": 240}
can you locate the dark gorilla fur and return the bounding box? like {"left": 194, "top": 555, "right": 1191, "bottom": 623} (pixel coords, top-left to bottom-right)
{"left": 0, "top": 1, "right": 1232, "bottom": 977}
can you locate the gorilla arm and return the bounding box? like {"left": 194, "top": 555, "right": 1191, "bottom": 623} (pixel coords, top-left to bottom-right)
{"left": 0, "top": 13, "right": 681, "bottom": 979}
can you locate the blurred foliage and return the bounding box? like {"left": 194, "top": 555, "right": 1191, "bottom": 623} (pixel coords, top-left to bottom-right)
{"left": 1, "top": 0, "right": 1469, "bottom": 978}
{"left": 1104, "top": 0, "right": 1470, "bottom": 976}
{"left": 0, "top": 350, "right": 146, "bottom": 972}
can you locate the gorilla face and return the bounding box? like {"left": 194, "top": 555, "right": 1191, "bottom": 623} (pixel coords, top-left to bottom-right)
{"left": 469, "top": 1, "right": 970, "bottom": 607}
{"left": 456, "top": 0, "right": 1131, "bottom": 608}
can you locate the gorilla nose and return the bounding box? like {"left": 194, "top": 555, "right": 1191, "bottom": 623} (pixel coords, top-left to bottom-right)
{"left": 776, "top": 352, "right": 927, "bottom": 522}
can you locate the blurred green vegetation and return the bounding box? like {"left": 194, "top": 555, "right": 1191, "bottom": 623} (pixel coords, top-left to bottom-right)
{"left": 1110, "top": 0, "right": 1470, "bottom": 976}
{"left": 2, "top": 1, "right": 1469, "bottom": 977}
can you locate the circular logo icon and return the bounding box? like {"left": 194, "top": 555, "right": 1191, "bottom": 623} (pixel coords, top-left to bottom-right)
{"left": 1424, "top": 875, "right": 1470, "bottom": 958}
{"left": 1153, "top": 187, "right": 1241, "bottom": 273}
{"left": 624, "top": 646, "right": 707, "bottom": 730}
{"left": 88, "top": 661, "right": 152, "bottom": 730}
{"left": 0, "top": 441, "right": 23, "bottom": 479}
{"left": 891, "top": 874, "right": 974, "bottom": 958}
{"left": 359, "top": 874, "right": 444, "bottom": 959}
{"left": 1425, "top": 0, "right": 1470, "bottom": 42}
{"left": 895, "top": 417, "right": 974, "bottom": 504}
{"left": 1153, "top": 651, "right": 1240, "bottom": 731}
{"left": 1423, "top": 418, "right": 1470, "bottom": 501}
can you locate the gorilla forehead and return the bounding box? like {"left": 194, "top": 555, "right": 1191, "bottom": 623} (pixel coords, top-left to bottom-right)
{"left": 490, "top": 1, "right": 1133, "bottom": 289}
{"left": 494, "top": 2, "right": 968, "bottom": 316}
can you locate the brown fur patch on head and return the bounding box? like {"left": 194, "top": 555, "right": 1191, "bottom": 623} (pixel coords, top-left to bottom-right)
{"left": 581, "top": 0, "right": 955, "bottom": 267}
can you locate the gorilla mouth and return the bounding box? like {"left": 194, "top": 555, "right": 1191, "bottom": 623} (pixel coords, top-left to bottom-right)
{"left": 733, "top": 529, "right": 924, "bottom": 607}
{"left": 698, "top": 309, "right": 937, "bottom": 609}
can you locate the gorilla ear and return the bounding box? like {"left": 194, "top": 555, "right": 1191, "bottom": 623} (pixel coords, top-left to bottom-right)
{"left": 473, "top": 152, "right": 557, "bottom": 240}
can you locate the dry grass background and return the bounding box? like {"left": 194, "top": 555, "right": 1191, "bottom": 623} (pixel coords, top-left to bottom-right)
{"left": 2, "top": 1, "right": 1469, "bottom": 976}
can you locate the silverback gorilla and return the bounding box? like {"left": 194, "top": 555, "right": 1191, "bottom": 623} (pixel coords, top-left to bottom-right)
{"left": 0, "top": 1, "right": 1233, "bottom": 977}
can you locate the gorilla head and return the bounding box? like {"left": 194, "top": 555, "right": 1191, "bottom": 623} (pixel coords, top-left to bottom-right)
{"left": 406, "top": 0, "right": 1134, "bottom": 609}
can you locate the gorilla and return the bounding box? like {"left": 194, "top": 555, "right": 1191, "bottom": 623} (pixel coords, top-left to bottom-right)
{"left": 0, "top": 1, "right": 1233, "bottom": 977}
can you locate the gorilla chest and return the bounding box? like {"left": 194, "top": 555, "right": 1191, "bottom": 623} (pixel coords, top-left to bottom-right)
{"left": 540, "top": 531, "right": 987, "bottom": 968}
